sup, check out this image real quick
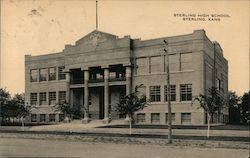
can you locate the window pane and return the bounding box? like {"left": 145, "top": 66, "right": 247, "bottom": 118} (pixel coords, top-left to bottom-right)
{"left": 137, "top": 58, "right": 148, "bottom": 75}
{"left": 165, "top": 85, "right": 176, "bottom": 101}
{"left": 137, "top": 113, "right": 145, "bottom": 123}
{"left": 30, "top": 69, "right": 38, "bottom": 82}
{"left": 39, "top": 92, "right": 47, "bottom": 105}
{"left": 58, "top": 66, "right": 66, "bottom": 80}
{"left": 40, "top": 114, "right": 46, "bottom": 122}
{"left": 180, "top": 84, "right": 192, "bottom": 101}
{"left": 181, "top": 113, "right": 191, "bottom": 123}
{"left": 49, "top": 92, "right": 56, "bottom": 105}
{"left": 181, "top": 53, "right": 192, "bottom": 71}
{"left": 150, "top": 56, "right": 161, "bottom": 73}
{"left": 151, "top": 113, "right": 160, "bottom": 124}
{"left": 166, "top": 113, "right": 175, "bottom": 123}
{"left": 30, "top": 93, "right": 37, "bottom": 105}
{"left": 59, "top": 91, "right": 66, "bottom": 104}
{"left": 166, "top": 54, "right": 178, "bottom": 72}
{"left": 39, "top": 68, "right": 47, "bottom": 81}
{"left": 150, "top": 86, "right": 161, "bottom": 102}
{"left": 49, "top": 67, "right": 56, "bottom": 80}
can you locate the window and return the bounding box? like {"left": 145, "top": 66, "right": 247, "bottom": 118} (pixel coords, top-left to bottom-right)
{"left": 165, "top": 54, "right": 178, "bottom": 72}
{"left": 49, "top": 114, "right": 55, "bottom": 122}
{"left": 31, "top": 114, "right": 37, "bottom": 122}
{"left": 180, "top": 84, "right": 192, "bottom": 101}
{"left": 40, "top": 114, "right": 46, "bottom": 122}
{"left": 136, "top": 57, "right": 148, "bottom": 74}
{"left": 150, "top": 86, "right": 161, "bottom": 102}
{"left": 30, "top": 93, "right": 37, "bottom": 105}
{"left": 166, "top": 113, "right": 175, "bottom": 123}
{"left": 151, "top": 113, "right": 160, "bottom": 124}
{"left": 216, "top": 78, "right": 221, "bottom": 91}
{"left": 49, "top": 67, "right": 56, "bottom": 81}
{"left": 164, "top": 85, "right": 176, "bottom": 101}
{"left": 49, "top": 92, "right": 56, "bottom": 105}
{"left": 181, "top": 113, "right": 191, "bottom": 124}
{"left": 180, "top": 52, "right": 192, "bottom": 71}
{"left": 59, "top": 114, "right": 65, "bottom": 121}
{"left": 39, "top": 68, "right": 47, "bottom": 81}
{"left": 30, "top": 69, "right": 38, "bottom": 82}
{"left": 137, "top": 113, "right": 145, "bottom": 123}
{"left": 58, "top": 66, "right": 66, "bottom": 80}
{"left": 150, "top": 56, "right": 162, "bottom": 73}
{"left": 59, "top": 91, "right": 66, "bottom": 104}
{"left": 39, "top": 92, "right": 47, "bottom": 105}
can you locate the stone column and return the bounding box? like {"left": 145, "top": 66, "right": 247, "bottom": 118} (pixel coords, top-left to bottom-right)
{"left": 65, "top": 72, "right": 71, "bottom": 105}
{"left": 125, "top": 66, "right": 132, "bottom": 95}
{"left": 125, "top": 66, "right": 132, "bottom": 122}
{"left": 103, "top": 68, "right": 110, "bottom": 123}
{"left": 83, "top": 70, "right": 90, "bottom": 123}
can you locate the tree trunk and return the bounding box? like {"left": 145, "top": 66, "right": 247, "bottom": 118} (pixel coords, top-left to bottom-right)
{"left": 207, "top": 114, "right": 211, "bottom": 139}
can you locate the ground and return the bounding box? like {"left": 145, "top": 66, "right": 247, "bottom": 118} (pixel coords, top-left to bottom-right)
{"left": 0, "top": 137, "right": 248, "bottom": 158}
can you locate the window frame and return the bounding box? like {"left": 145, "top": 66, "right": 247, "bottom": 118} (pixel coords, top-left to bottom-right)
{"left": 58, "top": 66, "right": 66, "bottom": 80}
{"left": 30, "top": 93, "right": 38, "bottom": 105}
{"left": 30, "top": 69, "right": 38, "bottom": 82}
{"left": 149, "top": 86, "right": 161, "bottom": 102}
{"left": 137, "top": 113, "right": 146, "bottom": 123}
{"left": 164, "top": 85, "right": 176, "bottom": 102}
{"left": 180, "top": 84, "right": 192, "bottom": 101}
{"left": 151, "top": 113, "right": 160, "bottom": 124}
{"left": 48, "top": 67, "right": 56, "bottom": 81}
{"left": 39, "top": 92, "right": 47, "bottom": 105}
{"left": 49, "top": 92, "right": 56, "bottom": 105}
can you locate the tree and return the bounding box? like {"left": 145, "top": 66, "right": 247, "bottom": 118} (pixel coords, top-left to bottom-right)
{"left": 12, "top": 93, "right": 31, "bottom": 130}
{"left": 228, "top": 91, "right": 240, "bottom": 124}
{"left": 194, "top": 87, "right": 224, "bottom": 138}
{"left": 53, "top": 101, "right": 75, "bottom": 122}
{"left": 239, "top": 91, "right": 250, "bottom": 124}
{"left": 0, "top": 88, "right": 11, "bottom": 122}
{"left": 115, "top": 85, "right": 147, "bottom": 135}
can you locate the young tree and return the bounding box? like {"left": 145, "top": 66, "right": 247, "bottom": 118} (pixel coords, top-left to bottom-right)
{"left": 115, "top": 85, "right": 147, "bottom": 135}
{"left": 53, "top": 101, "right": 74, "bottom": 122}
{"left": 239, "top": 91, "right": 250, "bottom": 124}
{"left": 194, "top": 87, "right": 224, "bottom": 138}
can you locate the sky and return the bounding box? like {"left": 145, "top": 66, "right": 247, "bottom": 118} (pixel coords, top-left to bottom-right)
{"left": 0, "top": 0, "right": 249, "bottom": 96}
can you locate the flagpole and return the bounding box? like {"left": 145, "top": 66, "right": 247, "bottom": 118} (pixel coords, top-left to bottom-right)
{"left": 96, "top": 0, "right": 98, "bottom": 30}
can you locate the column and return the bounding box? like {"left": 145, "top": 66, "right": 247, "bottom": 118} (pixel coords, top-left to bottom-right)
{"left": 83, "top": 70, "right": 90, "bottom": 123}
{"left": 65, "top": 72, "right": 70, "bottom": 105}
{"left": 103, "top": 68, "right": 110, "bottom": 123}
{"left": 125, "top": 66, "right": 132, "bottom": 122}
{"left": 125, "top": 66, "right": 132, "bottom": 95}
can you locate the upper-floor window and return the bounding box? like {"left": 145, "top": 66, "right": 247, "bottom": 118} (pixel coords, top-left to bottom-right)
{"left": 180, "top": 52, "right": 192, "bottom": 71}
{"left": 49, "top": 92, "right": 56, "bottom": 105}
{"left": 150, "top": 86, "right": 161, "bottom": 102}
{"left": 164, "top": 85, "right": 176, "bottom": 101}
{"left": 166, "top": 113, "right": 175, "bottom": 123}
{"left": 165, "top": 54, "right": 178, "bottom": 72}
{"left": 58, "top": 66, "right": 66, "bottom": 80}
{"left": 137, "top": 113, "right": 145, "bottom": 123}
{"left": 48, "top": 67, "right": 56, "bottom": 81}
{"left": 180, "top": 84, "right": 192, "bottom": 101}
{"left": 150, "top": 56, "right": 161, "bottom": 73}
{"left": 39, "top": 92, "right": 47, "bottom": 105}
{"left": 30, "top": 69, "right": 38, "bottom": 82}
{"left": 30, "top": 93, "right": 37, "bottom": 105}
{"left": 39, "top": 68, "right": 47, "bottom": 81}
{"left": 136, "top": 57, "right": 148, "bottom": 75}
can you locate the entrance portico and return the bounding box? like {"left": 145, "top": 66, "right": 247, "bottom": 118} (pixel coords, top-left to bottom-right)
{"left": 66, "top": 65, "right": 132, "bottom": 123}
